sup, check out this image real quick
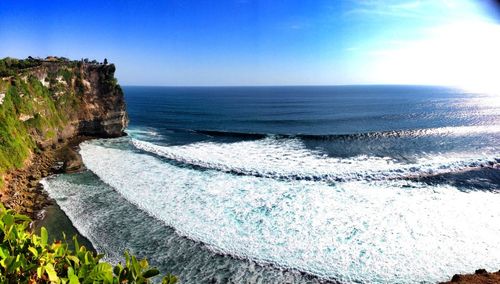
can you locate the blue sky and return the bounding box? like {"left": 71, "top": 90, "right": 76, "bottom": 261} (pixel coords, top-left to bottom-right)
{"left": 0, "top": 0, "right": 499, "bottom": 87}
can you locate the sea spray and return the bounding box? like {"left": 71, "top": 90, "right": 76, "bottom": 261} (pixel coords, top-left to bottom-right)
{"left": 66, "top": 139, "right": 500, "bottom": 283}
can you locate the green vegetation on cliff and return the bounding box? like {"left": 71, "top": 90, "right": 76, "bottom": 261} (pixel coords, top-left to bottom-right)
{"left": 0, "top": 203, "right": 177, "bottom": 283}
{"left": 0, "top": 57, "right": 124, "bottom": 188}
{"left": 0, "top": 71, "right": 65, "bottom": 187}
{"left": 0, "top": 57, "right": 43, "bottom": 77}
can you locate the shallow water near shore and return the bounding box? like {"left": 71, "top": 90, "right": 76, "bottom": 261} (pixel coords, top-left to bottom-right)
{"left": 43, "top": 86, "right": 500, "bottom": 283}
{"left": 33, "top": 203, "right": 95, "bottom": 252}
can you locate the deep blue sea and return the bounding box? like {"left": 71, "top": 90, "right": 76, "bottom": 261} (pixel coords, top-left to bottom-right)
{"left": 42, "top": 86, "right": 500, "bottom": 283}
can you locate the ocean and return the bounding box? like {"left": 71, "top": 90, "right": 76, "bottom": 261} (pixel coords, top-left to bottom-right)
{"left": 41, "top": 86, "right": 500, "bottom": 283}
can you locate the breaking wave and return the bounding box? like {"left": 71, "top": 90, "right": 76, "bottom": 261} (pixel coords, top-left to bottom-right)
{"left": 194, "top": 125, "right": 500, "bottom": 141}
{"left": 79, "top": 141, "right": 500, "bottom": 283}
{"left": 131, "top": 138, "right": 498, "bottom": 182}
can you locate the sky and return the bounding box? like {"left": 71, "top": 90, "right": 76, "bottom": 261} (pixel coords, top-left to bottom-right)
{"left": 0, "top": 0, "right": 499, "bottom": 89}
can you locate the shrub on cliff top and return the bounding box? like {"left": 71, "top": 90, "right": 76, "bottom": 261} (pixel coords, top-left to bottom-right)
{"left": 0, "top": 204, "right": 177, "bottom": 283}
{"left": 0, "top": 58, "right": 42, "bottom": 77}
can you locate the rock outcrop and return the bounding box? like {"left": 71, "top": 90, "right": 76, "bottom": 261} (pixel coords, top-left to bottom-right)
{"left": 0, "top": 57, "right": 128, "bottom": 213}
{"left": 441, "top": 269, "right": 500, "bottom": 284}
{"left": 26, "top": 60, "right": 128, "bottom": 144}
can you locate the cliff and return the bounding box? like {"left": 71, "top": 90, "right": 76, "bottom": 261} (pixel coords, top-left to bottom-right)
{"left": 0, "top": 57, "right": 128, "bottom": 212}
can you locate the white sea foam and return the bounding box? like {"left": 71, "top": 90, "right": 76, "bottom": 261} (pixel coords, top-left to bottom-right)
{"left": 131, "top": 138, "right": 496, "bottom": 182}
{"left": 79, "top": 141, "right": 500, "bottom": 283}
{"left": 126, "top": 128, "right": 163, "bottom": 141}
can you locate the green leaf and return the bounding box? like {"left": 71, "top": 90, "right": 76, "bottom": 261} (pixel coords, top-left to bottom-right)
{"left": 67, "top": 267, "right": 75, "bottom": 277}
{"left": 142, "top": 268, "right": 160, "bottom": 278}
{"left": 45, "top": 263, "right": 59, "bottom": 282}
{"left": 11, "top": 254, "right": 24, "bottom": 271}
{"left": 84, "top": 251, "right": 94, "bottom": 265}
{"left": 139, "top": 258, "right": 148, "bottom": 269}
{"left": 69, "top": 274, "right": 80, "bottom": 284}
{"left": 14, "top": 213, "right": 31, "bottom": 222}
{"left": 1, "top": 256, "right": 14, "bottom": 270}
{"left": 113, "top": 263, "right": 123, "bottom": 277}
{"left": 68, "top": 267, "right": 80, "bottom": 284}
{"left": 124, "top": 251, "right": 131, "bottom": 267}
{"left": 131, "top": 255, "right": 140, "bottom": 274}
{"left": 2, "top": 213, "right": 14, "bottom": 226}
{"left": 66, "top": 255, "right": 80, "bottom": 266}
{"left": 28, "top": 246, "right": 38, "bottom": 258}
{"left": 88, "top": 262, "right": 113, "bottom": 281}
{"left": 41, "top": 227, "right": 48, "bottom": 247}
{"left": 0, "top": 246, "right": 10, "bottom": 259}
{"left": 73, "top": 236, "right": 80, "bottom": 252}
{"left": 162, "top": 274, "right": 178, "bottom": 284}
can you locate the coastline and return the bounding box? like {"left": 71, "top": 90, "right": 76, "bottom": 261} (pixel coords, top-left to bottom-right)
{"left": 1, "top": 136, "right": 89, "bottom": 216}
{"left": 33, "top": 202, "right": 96, "bottom": 252}
{"left": 1, "top": 135, "right": 97, "bottom": 249}
{"left": 3, "top": 133, "right": 499, "bottom": 283}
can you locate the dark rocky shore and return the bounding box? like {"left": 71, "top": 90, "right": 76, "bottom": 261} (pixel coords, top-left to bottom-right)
{"left": 441, "top": 269, "right": 500, "bottom": 284}
{"left": 0, "top": 136, "right": 89, "bottom": 217}
{"left": 0, "top": 134, "right": 98, "bottom": 251}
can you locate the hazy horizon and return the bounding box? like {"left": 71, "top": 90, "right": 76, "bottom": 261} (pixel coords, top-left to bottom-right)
{"left": 120, "top": 83, "right": 464, "bottom": 88}
{"left": 1, "top": 0, "right": 499, "bottom": 91}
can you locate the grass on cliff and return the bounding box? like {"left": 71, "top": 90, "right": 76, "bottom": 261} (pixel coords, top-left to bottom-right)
{"left": 0, "top": 203, "right": 177, "bottom": 283}
{"left": 0, "top": 70, "right": 76, "bottom": 186}
{"left": 0, "top": 57, "right": 42, "bottom": 77}
{"left": 0, "top": 81, "right": 34, "bottom": 174}
{"left": 0, "top": 57, "right": 117, "bottom": 187}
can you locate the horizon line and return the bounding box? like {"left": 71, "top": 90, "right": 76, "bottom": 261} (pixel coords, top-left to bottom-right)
{"left": 121, "top": 83, "right": 459, "bottom": 88}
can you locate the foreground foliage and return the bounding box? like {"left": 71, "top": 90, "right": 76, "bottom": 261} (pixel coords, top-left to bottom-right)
{"left": 0, "top": 204, "right": 177, "bottom": 283}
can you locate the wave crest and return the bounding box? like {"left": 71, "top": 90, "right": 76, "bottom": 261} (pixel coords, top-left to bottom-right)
{"left": 131, "top": 138, "right": 497, "bottom": 182}
{"left": 78, "top": 141, "right": 500, "bottom": 283}
{"left": 195, "top": 125, "right": 500, "bottom": 141}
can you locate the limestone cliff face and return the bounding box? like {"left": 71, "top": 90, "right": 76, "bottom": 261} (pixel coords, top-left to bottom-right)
{"left": 75, "top": 64, "right": 128, "bottom": 137}
{"left": 27, "top": 62, "right": 128, "bottom": 143}
{"left": 0, "top": 58, "right": 128, "bottom": 188}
